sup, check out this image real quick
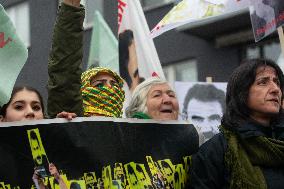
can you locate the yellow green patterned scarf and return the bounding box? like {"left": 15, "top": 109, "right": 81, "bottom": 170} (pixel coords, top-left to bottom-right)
{"left": 81, "top": 67, "right": 125, "bottom": 117}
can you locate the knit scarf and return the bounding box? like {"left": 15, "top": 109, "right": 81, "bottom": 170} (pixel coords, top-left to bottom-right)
{"left": 81, "top": 85, "right": 125, "bottom": 118}
{"left": 221, "top": 125, "right": 284, "bottom": 189}
{"left": 81, "top": 67, "right": 125, "bottom": 118}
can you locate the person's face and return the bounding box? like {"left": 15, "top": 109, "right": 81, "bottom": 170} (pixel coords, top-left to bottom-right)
{"left": 128, "top": 40, "right": 140, "bottom": 92}
{"left": 247, "top": 66, "right": 282, "bottom": 125}
{"left": 90, "top": 73, "right": 119, "bottom": 88}
{"left": 1, "top": 90, "right": 44, "bottom": 122}
{"left": 31, "top": 138, "right": 43, "bottom": 165}
{"left": 187, "top": 99, "right": 222, "bottom": 133}
{"left": 146, "top": 83, "right": 179, "bottom": 120}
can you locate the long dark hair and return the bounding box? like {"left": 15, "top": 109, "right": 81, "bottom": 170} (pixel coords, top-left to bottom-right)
{"left": 0, "top": 86, "right": 45, "bottom": 117}
{"left": 222, "top": 58, "right": 284, "bottom": 129}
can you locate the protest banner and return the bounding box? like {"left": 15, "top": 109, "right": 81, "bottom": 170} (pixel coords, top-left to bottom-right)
{"left": 0, "top": 117, "right": 199, "bottom": 188}
{"left": 118, "top": 0, "right": 165, "bottom": 94}
{"left": 249, "top": 0, "right": 284, "bottom": 41}
{"left": 175, "top": 81, "right": 227, "bottom": 141}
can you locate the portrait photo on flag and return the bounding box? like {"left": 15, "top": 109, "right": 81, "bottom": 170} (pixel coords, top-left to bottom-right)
{"left": 118, "top": 0, "right": 165, "bottom": 95}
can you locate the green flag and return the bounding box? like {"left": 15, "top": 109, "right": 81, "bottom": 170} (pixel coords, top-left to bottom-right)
{"left": 87, "top": 11, "right": 118, "bottom": 73}
{"left": 0, "top": 4, "right": 28, "bottom": 106}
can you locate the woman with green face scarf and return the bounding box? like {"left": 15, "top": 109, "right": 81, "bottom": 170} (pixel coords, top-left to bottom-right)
{"left": 81, "top": 67, "right": 125, "bottom": 118}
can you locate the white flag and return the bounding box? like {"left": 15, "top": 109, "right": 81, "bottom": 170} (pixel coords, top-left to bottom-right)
{"left": 118, "top": 0, "right": 165, "bottom": 94}
{"left": 150, "top": 0, "right": 251, "bottom": 38}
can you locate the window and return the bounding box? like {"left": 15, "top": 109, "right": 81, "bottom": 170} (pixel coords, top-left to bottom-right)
{"left": 244, "top": 41, "right": 281, "bottom": 63}
{"left": 244, "top": 41, "right": 284, "bottom": 71}
{"left": 163, "top": 59, "right": 198, "bottom": 84}
{"left": 263, "top": 42, "right": 281, "bottom": 62}
{"left": 6, "top": 2, "right": 30, "bottom": 46}
{"left": 246, "top": 46, "right": 260, "bottom": 59}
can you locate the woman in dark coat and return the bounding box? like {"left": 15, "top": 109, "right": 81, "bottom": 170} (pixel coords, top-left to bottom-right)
{"left": 189, "top": 58, "right": 284, "bottom": 189}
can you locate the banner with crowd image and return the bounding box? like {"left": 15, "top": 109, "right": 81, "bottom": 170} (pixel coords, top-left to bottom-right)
{"left": 175, "top": 82, "right": 227, "bottom": 141}
{"left": 0, "top": 117, "right": 199, "bottom": 189}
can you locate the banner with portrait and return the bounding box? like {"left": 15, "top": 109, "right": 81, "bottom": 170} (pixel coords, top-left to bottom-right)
{"left": 118, "top": 0, "right": 165, "bottom": 111}
{"left": 0, "top": 117, "right": 199, "bottom": 189}
{"left": 249, "top": 0, "right": 284, "bottom": 42}
{"left": 175, "top": 81, "right": 227, "bottom": 141}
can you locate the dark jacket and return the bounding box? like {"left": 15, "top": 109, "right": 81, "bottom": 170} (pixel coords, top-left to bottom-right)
{"left": 47, "top": 3, "right": 85, "bottom": 118}
{"left": 189, "top": 121, "right": 284, "bottom": 189}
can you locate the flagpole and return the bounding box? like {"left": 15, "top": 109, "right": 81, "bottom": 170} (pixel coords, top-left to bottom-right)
{"left": 277, "top": 26, "right": 284, "bottom": 55}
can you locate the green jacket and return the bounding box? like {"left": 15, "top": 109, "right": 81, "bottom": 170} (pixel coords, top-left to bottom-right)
{"left": 47, "top": 3, "right": 85, "bottom": 118}
{"left": 131, "top": 112, "right": 151, "bottom": 119}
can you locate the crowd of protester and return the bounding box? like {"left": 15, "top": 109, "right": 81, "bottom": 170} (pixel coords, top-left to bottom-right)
{"left": 1, "top": 0, "right": 284, "bottom": 188}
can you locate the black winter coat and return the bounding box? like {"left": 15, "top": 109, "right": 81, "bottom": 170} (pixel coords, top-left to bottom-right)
{"left": 188, "top": 121, "right": 284, "bottom": 189}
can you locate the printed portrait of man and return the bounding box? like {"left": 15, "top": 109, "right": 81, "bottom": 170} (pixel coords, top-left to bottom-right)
{"left": 114, "top": 163, "right": 126, "bottom": 187}
{"left": 29, "top": 130, "right": 44, "bottom": 165}
{"left": 178, "top": 83, "right": 226, "bottom": 140}
{"left": 250, "top": 0, "right": 284, "bottom": 40}
{"left": 84, "top": 172, "right": 96, "bottom": 188}
{"left": 125, "top": 164, "right": 139, "bottom": 187}
{"left": 28, "top": 129, "right": 49, "bottom": 177}
{"left": 102, "top": 166, "right": 112, "bottom": 189}
{"left": 157, "top": 159, "right": 175, "bottom": 188}
{"left": 0, "top": 182, "right": 5, "bottom": 189}
{"left": 146, "top": 156, "right": 165, "bottom": 189}
{"left": 125, "top": 162, "right": 152, "bottom": 188}
{"left": 173, "top": 164, "right": 185, "bottom": 189}
{"left": 262, "top": 0, "right": 284, "bottom": 26}
{"left": 119, "top": 30, "right": 145, "bottom": 93}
